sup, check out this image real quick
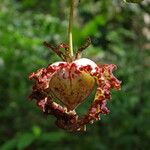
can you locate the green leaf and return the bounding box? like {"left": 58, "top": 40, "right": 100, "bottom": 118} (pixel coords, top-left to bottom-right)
{"left": 41, "top": 132, "right": 66, "bottom": 142}
{"left": 17, "top": 133, "right": 35, "bottom": 150}
{"left": 32, "top": 126, "right": 42, "bottom": 137}
{"left": 82, "top": 15, "right": 107, "bottom": 37}
{"left": 0, "top": 138, "right": 17, "bottom": 150}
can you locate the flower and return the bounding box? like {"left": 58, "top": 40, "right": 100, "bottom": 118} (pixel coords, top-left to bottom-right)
{"left": 29, "top": 56, "right": 121, "bottom": 132}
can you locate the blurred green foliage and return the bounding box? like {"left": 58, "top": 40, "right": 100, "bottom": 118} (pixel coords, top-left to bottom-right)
{"left": 125, "top": 0, "right": 144, "bottom": 3}
{"left": 0, "top": 0, "right": 150, "bottom": 150}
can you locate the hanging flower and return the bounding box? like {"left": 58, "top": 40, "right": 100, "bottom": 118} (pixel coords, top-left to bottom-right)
{"left": 29, "top": 0, "right": 121, "bottom": 132}
{"left": 29, "top": 38, "right": 121, "bottom": 131}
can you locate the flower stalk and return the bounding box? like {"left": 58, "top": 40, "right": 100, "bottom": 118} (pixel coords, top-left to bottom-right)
{"left": 68, "top": 0, "right": 75, "bottom": 58}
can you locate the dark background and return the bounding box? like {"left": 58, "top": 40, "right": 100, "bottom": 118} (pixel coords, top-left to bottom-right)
{"left": 0, "top": 0, "right": 150, "bottom": 150}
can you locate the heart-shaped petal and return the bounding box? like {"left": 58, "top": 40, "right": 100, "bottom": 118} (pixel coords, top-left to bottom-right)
{"left": 48, "top": 59, "right": 97, "bottom": 110}
{"left": 49, "top": 68, "right": 95, "bottom": 110}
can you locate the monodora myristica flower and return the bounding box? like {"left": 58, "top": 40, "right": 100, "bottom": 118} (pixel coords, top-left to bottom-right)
{"left": 29, "top": 0, "right": 121, "bottom": 132}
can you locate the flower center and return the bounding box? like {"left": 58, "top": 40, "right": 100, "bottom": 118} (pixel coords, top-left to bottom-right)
{"left": 48, "top": 63, "right": 95, "bottom": 110}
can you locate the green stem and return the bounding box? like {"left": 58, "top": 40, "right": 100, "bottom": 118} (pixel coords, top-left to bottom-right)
{"left": 68, "top": 0, "right": 74, "bottom": 57}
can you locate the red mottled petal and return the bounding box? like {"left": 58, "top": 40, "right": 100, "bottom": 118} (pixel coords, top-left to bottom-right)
{"left": 29, "top": 58, "right": 121, "bottom": 131}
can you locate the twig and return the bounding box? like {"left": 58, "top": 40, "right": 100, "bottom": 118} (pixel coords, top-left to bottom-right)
{"left": 75, "top": 37, "right": 92, "bottom": 59}
{"left": 43, "top": 41, "right": 66, "bottom": 60}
